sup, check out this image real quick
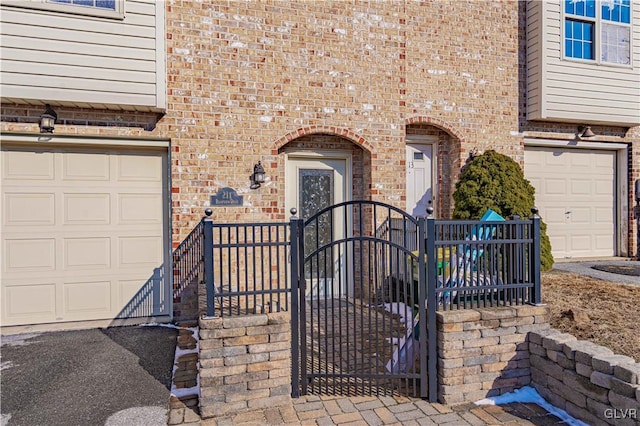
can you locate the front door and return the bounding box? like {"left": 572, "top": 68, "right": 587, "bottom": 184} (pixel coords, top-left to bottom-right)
{"left": 406, "top": 144, "right": 433, "bottom": 217}
{"left": 286, "top": 154, "right": 350, "bottom": 297}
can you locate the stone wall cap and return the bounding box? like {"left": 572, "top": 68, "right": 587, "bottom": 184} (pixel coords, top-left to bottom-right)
{"left": 436, "top": 310, "right": 482, "bottom": 323}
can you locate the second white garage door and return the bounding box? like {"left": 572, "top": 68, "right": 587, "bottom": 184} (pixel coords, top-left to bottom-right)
{"left": 524, "top": 146, "right": 616, "bottom": 259}
{"left": 1, "top": 145, "right": 169, "bottom": 327}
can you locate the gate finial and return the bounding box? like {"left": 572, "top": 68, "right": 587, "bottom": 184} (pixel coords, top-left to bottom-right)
{"left": 290, "top": 208, "right": 298, "bottom": 218}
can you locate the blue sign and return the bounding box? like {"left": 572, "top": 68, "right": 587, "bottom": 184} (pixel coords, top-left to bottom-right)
{"left": 210, "top": 187, "right": 243, "bottom": 206}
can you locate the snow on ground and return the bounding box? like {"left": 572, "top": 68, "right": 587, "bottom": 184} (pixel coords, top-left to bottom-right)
{"left": 476, "top": 386, "right": 589, "bottom": 426}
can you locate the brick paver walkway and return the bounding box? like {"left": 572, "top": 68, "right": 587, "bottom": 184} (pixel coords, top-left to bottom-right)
{"left": 173, "top": 393, "right": 567, "bottom": 425}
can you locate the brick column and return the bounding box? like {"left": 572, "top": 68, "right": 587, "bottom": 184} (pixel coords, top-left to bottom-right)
{"left": 198, "top": 312, "right": 292, "bottom": 419}
{"left": 437, "top": 305, "right": 550, "bottom": 404}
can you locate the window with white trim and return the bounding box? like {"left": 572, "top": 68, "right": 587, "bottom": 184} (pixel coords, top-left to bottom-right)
{"left": 49, "top": 0, "right": 116, "bottom": 10}
{"left": 2, "top": 0, "right": 124, "bottom": 19}
{"left": 564, "top": 0, "right": 631, "bottom": 65}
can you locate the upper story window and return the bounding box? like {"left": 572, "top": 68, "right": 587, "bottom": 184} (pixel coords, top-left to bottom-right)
{"left": 2, "top": 0, "right": 123, "bottom": 19}
{"left": 49, "top": 0, "right": 116, "bottom": 10}
{"left": 564, "top": 0, "right": 631, "bottom": 65}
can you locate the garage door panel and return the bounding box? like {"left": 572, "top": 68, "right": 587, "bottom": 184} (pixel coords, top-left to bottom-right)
{"left": 595, "top": 179, "right": 614, "bottom": 195}
{"left": 3, "top": 283, "right": 56, "bottom": 317}
{"left": 596, "top": 235, "right": 613, "bottom": 250}
{"left": 544, "top": 179, "right": 566, "bottom": 194}
{"left": 62, "top": 152, "right": 110, "bottom": 181}
{"left": 64, "top": 193, "right": 111, "bottom": 224}
{"left": 595, "top": 207, "right": 614, "bottom": 223}
{"left": 118, "top": 236, "right": 162, "bottom": 265}
{"left": 4, "top": 193, "right": 55, "bottom": 226}
{"left": 2, "top": 150, "right": 55, "bottom": 180}
{"left": 525, "top": 146, "right": 615, "bottom": 258}
{"left": 569, "top": 152, "right": 591, "bottom": 167}
{"left": 549, "top": 235, "right": 567, "bottom": 253}
{"left": 1, "top": 145, "right": 168, "bottom": 327}
{"left": 570, "top": 180, "right": 591, "bottom": 195}
{"left": 4, "top": 239, "right": 56, "bottom": 272}
{"left": 117, "top": 154, "right": 163, "bottom": 182}
{"left": 63, "top": 281, "right": 111, "bottom": 314}
{"left": 543, "top": 207, "right": 566, "bottom": 225}
{"left": 570, "top": 208, "right": 590, "bottom": 223}
{"left": 118, "top": 275, "right": 168, "bottom": 317}
{"left": 63, "top": 237, "right": 111, "bottom": 269}
{"left": 118, "top": 194, "right": 163, "bottom": 224}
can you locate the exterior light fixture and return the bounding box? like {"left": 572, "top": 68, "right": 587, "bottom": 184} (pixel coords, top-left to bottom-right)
{"left": 250, "top": 161, "right": 266, "bottom": 189}
{"left": 39, "top": 104, "right": 57, "bottom": 133}
{"left": 578, "top": 125, "right": 595, "bottom": 138}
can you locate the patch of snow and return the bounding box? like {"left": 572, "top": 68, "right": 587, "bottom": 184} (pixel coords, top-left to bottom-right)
{"left": 1, "top": 333, "right": 42, "bottom": 347}
{"left": 104, "top": 406, "right": 167, "bottom": 426}
{"left": 0, "top": 361, "right": 15, "bottom": 372}
{"left": 1, "top": 413, "right": 11, "bottom": 426}
{"left": 476, "top": 386, "right": 589, "bottom": 426}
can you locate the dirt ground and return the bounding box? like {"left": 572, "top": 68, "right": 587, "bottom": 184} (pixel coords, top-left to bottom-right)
{"left": 542, "top": 270, "right": 640, "bottom": 362}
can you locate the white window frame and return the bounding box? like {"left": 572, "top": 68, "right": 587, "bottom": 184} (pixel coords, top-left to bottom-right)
{"left": 562, "top": 0, "right": 632, "bottom": 68}
{"left": 2, "top": 0, "right": 125, "bottom": 20}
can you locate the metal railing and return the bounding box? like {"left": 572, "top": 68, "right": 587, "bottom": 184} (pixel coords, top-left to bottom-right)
{"left": 426, "top": 215, "right": 541, "bottom": 311}
{"left": 203, "top": 210, "right": 292, "bottom": 317}
{"left": 172, "top": 221, "right": 204, "bottom": 302}
{"left": 187, "top": 203, "right": 541, "bottom": 402}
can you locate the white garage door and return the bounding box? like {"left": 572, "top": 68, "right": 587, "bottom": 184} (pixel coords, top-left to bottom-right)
{"left": 524, "top": 146, "right": 616, "bottom": 259}
{"left": 1, "top": 145, "right": 169, "bottom": 327}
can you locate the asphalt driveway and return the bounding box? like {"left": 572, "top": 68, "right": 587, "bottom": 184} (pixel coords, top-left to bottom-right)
{"left": 1, "top": 325, "right": 178, "bottom": 426}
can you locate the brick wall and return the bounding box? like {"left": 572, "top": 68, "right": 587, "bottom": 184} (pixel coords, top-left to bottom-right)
{"left": 529, "top": 329, "right": 640, "bottom": 426}
{"left": 437, "top": 305, "right": 550, "bottom": 405}
{"left": 198, "top": 312, "right": 292, "bottom": 419}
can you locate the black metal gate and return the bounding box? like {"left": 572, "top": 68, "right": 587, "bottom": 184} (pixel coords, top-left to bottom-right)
{"left": 290, "top": 201, "right": 435, "bottom": 399}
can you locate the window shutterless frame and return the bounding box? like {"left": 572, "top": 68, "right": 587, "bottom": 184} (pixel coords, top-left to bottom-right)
{"left": 562, "top": 0, "right": 632, "bottom": 66}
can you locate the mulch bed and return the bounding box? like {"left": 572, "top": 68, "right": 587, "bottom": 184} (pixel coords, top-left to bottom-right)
{"left": 591, "top": 264, "right": 640, "bottom": 276}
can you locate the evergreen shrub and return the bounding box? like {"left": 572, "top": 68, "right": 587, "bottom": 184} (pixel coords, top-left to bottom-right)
{"left": 452, "top": 150, "right": 554, "bottom": 271}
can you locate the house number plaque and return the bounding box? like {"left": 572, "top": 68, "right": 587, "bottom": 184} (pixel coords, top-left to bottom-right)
{"left": 210, "top": 187, "right": 243, "bottom": 206}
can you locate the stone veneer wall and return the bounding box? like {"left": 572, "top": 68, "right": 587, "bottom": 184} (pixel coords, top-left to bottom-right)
{"left": 198, "top": 312, "right": 292, "bottom": 419}
{"left": 529, "top": 330, "right": 640, "bottom": 426}
{"left": 437, "top": 305, "right": 551, "bottom": 404}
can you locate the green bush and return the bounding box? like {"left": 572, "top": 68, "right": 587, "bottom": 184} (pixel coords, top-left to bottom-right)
{"left": 452, "top": 150, "right": 554, "bottom": 271}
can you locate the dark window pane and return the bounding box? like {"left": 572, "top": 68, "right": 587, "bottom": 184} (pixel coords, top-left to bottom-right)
{"left": 586, "top": 0, "right": 596, "bottom": 17}
{"left": 565, "top": 0, "right": 574, "bottom": 14}
{"left": 565, "top": 39, "right": 573, "bottom": 57}
{"left": 621, "top": 4, "right": 630, "bottom": 23}
{"left": 583, "top": 41, "right": 593, "bottom": 59}
{"left": 576, "top": 0, "right": 585, "bottom": 16}
{"left": 584, "top": 22, "right": 592, "bottom": 41}
{"left": 565, "top": 20, "right": 572, "bottom": 38}
{"left": 574, "top": 21, "right": 582, "bottom": 39}
{"left": 573, "top": 41, "right": 583, "bottom": 58}
{"left": 602, "top": 3, "right": 611, "bottom": 20}
{"left": 96, "top": 0, "right": 116, "bottom": 9}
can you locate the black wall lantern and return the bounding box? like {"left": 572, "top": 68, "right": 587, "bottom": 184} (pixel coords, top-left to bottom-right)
{"left": 250, "top": 161, "right": 266, "bottom": 189}
{"left": 39, "top": 104, "right": 57, "bottom": 133}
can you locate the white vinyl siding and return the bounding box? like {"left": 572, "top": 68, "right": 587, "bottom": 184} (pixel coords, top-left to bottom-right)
{"left": 526, "top": 0, "right": 640, "bottom": 126}
{"left": 0, "top": 0, "right": 166, "bottom": 111}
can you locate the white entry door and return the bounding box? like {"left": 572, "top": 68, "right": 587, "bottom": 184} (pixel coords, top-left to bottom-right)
{"left": 406, "top": 144, "right": 433, "bottom": 217}
{"left": 285, "top": 155, "right": 350, "bottom": 298}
